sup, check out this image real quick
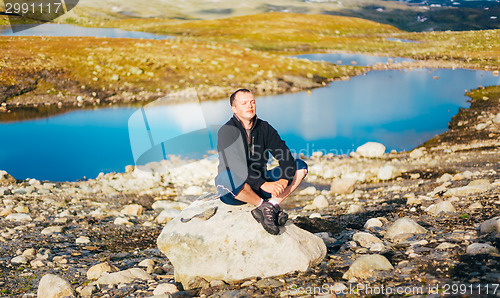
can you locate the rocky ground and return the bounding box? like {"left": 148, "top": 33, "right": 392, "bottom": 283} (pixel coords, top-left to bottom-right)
{"left": 0, "top": 87, "right": 499, "bottom": 297}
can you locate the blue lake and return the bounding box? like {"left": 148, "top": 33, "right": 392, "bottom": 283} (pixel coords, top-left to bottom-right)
{"left": 0, "top": 24, "right": 172, "bottom": 39}
{"left": 1, "top": 66, "right": 499, "bottom": 181}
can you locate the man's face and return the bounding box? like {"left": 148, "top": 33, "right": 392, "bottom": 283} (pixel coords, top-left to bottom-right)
{"left": 231, "top": 92, "right": 256, "bottom": 122}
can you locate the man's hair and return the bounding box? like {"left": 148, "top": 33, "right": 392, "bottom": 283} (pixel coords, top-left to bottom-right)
{"left": 230, "top": 88, "right": 252, "bottom": 106}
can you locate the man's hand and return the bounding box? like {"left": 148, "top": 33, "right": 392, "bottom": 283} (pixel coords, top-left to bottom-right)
{"left": 261, "top": 179, "right": 288, "bottom": 197}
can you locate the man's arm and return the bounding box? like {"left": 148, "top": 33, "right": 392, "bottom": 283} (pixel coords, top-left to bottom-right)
{"left": 217, "top": 125, "right": 248, "bottom": 185}
{"left": 261, "top": 179, "right": 288, "bottom": 197}
{"left": 266, "top": 125, "right": 297, "bottom": 184}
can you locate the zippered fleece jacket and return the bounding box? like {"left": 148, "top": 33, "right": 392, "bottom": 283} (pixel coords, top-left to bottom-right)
{"left": 216, "top": 115, "right": 297, "bottom": 191}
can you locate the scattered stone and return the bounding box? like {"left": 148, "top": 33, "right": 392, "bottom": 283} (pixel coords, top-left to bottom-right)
{"left": 425, "top": 201, "right": 456, "bottom": 216}
{"left": 97, "top": 268, "right": 152, "bottom": 285}
{"left": 364, "top": 218, "right": 383, "bottom": 229}
{"left": 129, "top": 66, "right": 144, "bottom": 75}
{"left": 121, "top": 204, "right": 144, "bottom": 216}
{"left": 87, "top": 262, "right": 120, "bottom": 280}
{"left": 352, "top": 232, "right": 382, "bottom": 248}
{"left": 14, "top": 205, "right": 29, "bottom": 213}
{"left": 437, "top": 173, "right": 453, "bottom": 183}
{"left": 114, "top": 217, "right": 133, "bottom": 225}
{"left": 312, "top": 195, "right": 329, "bottom": 209}
{"left": 13, "top": 187, "right": 34, "bottom": 195}
{"left": 76, "top": 236, "right": 91, "bottom": 244}
{"left": 254, "top": 278, "right": 284, "bottom": 288}
{"left": 409, "top": 148, "right": 425, "bottom": 159}
{"left": 153, "top": 283, "right": 179, "bottom": 295}
{"left": 444, "top": 185, "right": 491, "bottom": 197}
{"left": 31, "top": 259, "right": 45, "bottom": 268}
{"left": 138, "top": 258, "right": 155, "bottom": 273}
{"left": 406, "top": 194, "right": 423, "bottom": 205}
{"left": 436, "top": 242, "right": 458, "bottom": 250}
{"left": 37, "top": 274, "right": 75, "bottom": 298}
{"left": 138, "top": 259, "right": 155, "bottom": 268}
{"left": 0, "top": 207, "right": 14, "bottom": 217}
{"left": 184, "top": 186, "right": 203, "bottom": 196}
{"left": 312, "top": 151, "right": 323, "bottom": 158}
{"left": 11, "top": 255, "right": 28, "bottom": 264}
{"left": 309, "top": 213, "right": 322, "bottom": 218}
{"left": 157, "top": 195, "right": 326, "bottom": 287}
{"left": 369, "top": 242, "right": 386, "bottom": 252}
{"left": 299, "top": 186, "right": 317, "bottom": 195}
{"left": 314, "top": 232, "right": 337, "bottom": 246}
{"left": 356, "top": 142, "right": 385, "bottom": 158}
{"left": 53, "top": 256, "right": 68, "bottom": 264}
{"left": 377, "top": 165, "right": 400, "bottom": 180}
{"left": 78, "top": 284, "right": 97, "bottom": 297}
{"left": 28, "top": 178, "right": 40, "bottom": 185}
{"left": 476, "top": 123, "right": 488, "bottom": 130}
{"left": 41, "top": 226, "right": 64, "bottom": 235}
{"left": 0, "top": 170, "right": 16, "bottom": 185}
{"left": 466, "top": 243, "right": 498, "bottom": 255}
{"left": 493, "top": 113, "right": 500, "bottom": 124}
{"left": 330, "top": 178, "right": 356, "bottom": 194}
{"left": 6, "top": 213, "right": 32, "bottom": 222}
{"left": 22, "top": 248, "right": 36, "bottom": 260}
{"left": 347, "top": 204, "right": 365, "bottom": 214}
{"left": 468, "top": 202, "right": 483, "bottom": 210}
{"left": 385, "top": 217, "right": 427, "bottom": 239}
{"left": 343, "top": 254, "right": 393, "bottom": 281}
{"left": 479, "top": 217, "right": 500, "bottom": 234}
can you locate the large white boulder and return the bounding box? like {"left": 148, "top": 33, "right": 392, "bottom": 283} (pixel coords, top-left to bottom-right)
{"left": 355, "top": 142, "right": 386, "bottom": 158}
{"left": 157, "top": 194, "right": 326, "bottom": 288}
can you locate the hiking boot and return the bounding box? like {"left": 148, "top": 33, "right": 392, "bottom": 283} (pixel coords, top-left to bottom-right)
{"left": 275, "top": 205, "right": 288, "bottom": 226}
{"left": 251, "top": 202, "right": 280, "bottom": 235}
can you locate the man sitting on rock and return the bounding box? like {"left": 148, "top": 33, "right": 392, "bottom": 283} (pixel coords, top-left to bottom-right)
{"left": 215, "top": 88, "right": 308, "bottom": 235}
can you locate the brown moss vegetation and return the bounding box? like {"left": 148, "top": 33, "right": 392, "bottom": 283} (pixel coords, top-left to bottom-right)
{"left": 0, "top": 33, "right": 358, "bottom": 109}
{"left": 102, "top": 12, "right": 401, "bottom": 53}
{"left": 100, "top": 13, "right": 500, "bottom": 70}
{"left": 1, "top": 12, "right": 499, "bottom": 115}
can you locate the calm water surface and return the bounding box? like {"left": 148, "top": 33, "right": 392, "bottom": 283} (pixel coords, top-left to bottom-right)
{"left": 1, "top": 66, "right": 499, "bottom": 181}
{"left": 0, "top": 24, "right": 172, "bottom": 39}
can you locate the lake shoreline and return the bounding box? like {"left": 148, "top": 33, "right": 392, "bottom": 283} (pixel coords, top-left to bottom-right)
{"left": 1, "top": 57, "right": 497, "bottom": 123}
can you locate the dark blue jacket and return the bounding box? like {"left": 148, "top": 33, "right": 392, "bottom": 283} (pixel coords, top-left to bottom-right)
{"left": 216, "top": 115, "right": 296, "bottom": 191}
